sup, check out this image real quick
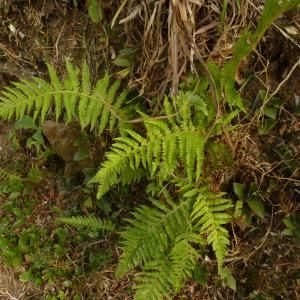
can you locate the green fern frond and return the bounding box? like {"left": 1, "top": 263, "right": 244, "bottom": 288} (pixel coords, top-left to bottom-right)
{"left": 94, "top": 97, "right": 208, "bottom": 198}
{"left": 188, "top": 186, "right": 233, "bottom": 270}
{"left": 58, "top": 215, "right": 115, "bottom": 232}
{"left": 0, "top": 61, "right": 128, "bottom": 135}
{"left": 116, "top": 198, "right": 193, "bottom": 277}
{"left": 134, "top": 236, "right": 200, "bottom": 300}
{"left": 118, "top": 194, "right": 204, "bottom": 299}
{"left": 169, "top": 234, "right": 201, "bottom": 292}
{"left": 134, "top": 258, "right": 173, "bottom": 300}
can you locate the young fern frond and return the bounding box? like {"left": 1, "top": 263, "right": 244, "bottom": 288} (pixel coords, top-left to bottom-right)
{"left": 169, "top": 234, "right": 202, "bottom": 292}
{"left": 134, "top": 258, "right": 173, "bottom": 300}
{"left": 0, "top": 61, "right": 128, "bottom": 135}
{"left": 118, "top": 197, "right": 204, "bottom": 300}
{"left": 58, "top": 215, "right": 115, "bottom": 233}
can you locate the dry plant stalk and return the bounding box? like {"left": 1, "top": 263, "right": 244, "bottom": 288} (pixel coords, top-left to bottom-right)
{"left": 115, "top": 0, "right": 261, "bottom": 102}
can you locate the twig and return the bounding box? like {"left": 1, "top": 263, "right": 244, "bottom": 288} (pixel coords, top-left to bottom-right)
{"left": 244, "top": 205, "right": 274, "bottom": 262}
{"left": 54, "top": 20, "right": 67, "bottom": 61}
{"left": 260, "top": 58, "right": 300, "bottom": 114}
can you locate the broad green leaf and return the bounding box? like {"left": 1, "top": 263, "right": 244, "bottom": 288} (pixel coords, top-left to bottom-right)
{"left": 14, "top": 116, "right": 37, "bottom": 130}
{"left": 259, "top": 119, "right": 277, "bottom": 135}
{"left": 233, "top": 182, "right": 246, "bottom": 199}
{"left": 113, "top": 56, "right": 131, "bottom": 67}
{"left": 247, "top": 197, "right": 265, "bottom": 218}
{"left": 31, "top": 128, "right": 45, "bottom": 145}
{"left": 88, "top": 0, "right": 102, "bottom": 23}
{"left": 263, "top": 105, "right": 277, "bottom": 119}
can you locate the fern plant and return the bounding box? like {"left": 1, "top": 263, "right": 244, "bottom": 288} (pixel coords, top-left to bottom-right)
{"left": 0, "top": 61, "right": 128, "bottom": 135}
{"left": 58, "top": 215, "right": 115, "bottom": 233}
{"left": 0, "top": 168, "right": 22, "bottom": 196}
{"left": 90, "top": 91, "right": 237, "bottom": 298}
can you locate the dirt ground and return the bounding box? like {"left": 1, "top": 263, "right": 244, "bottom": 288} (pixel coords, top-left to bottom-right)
{"left": 0, "top": 1, "right": 300, "bottom": 299}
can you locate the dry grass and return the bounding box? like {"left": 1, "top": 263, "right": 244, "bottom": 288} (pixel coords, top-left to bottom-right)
{"left": 0, "top": 259, "right": 34, "bottom": 300}
{"left": 114, "top": 0, "right": 262, "bottom": 104}
{"left": 71, "top": 265, "right": 135, "bottom": 300}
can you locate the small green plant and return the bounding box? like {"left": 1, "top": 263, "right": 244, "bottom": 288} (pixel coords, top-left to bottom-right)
{"left": 0, "top": 169, "right": 112, "bottom": 287}
{"left": 113, "top": 48, "right": 136, "bottom": 78}
{"left": 87, "top": 0, "right": 102, "bottom": 24}
{"left": 14, "top": 115, "right": 46, "bottom": 153}
{"left": 0, "top": 168, "right": 22, "bottom": 190}
{"left": 282, "top": 213, "right": 300, "bottom": 244}
{"left": 233, "top": 182, "right": 266, "bottom": 220}
{"left": 0, "top": 60, "right": 128, "bottom": 135}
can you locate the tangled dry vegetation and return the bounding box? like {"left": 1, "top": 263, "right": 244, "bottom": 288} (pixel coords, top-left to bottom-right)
{"left": 0, "top": 0, "right": 300, "bottom": 299}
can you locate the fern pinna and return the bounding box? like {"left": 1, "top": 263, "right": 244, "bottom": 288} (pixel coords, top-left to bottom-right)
{"left": 92, "top": 94, "right": 236, "bottom": 298}
{"left": 0, "top": 61, "right": 128, "bottom": 134}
